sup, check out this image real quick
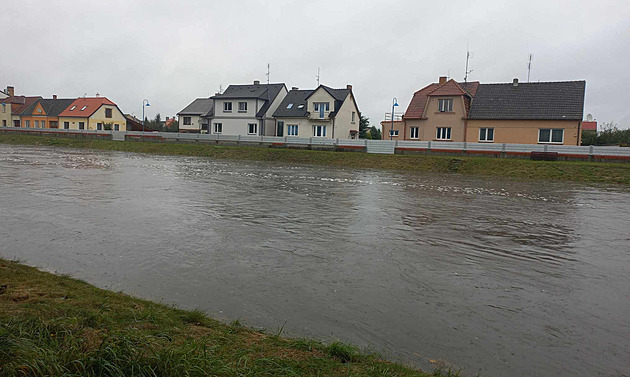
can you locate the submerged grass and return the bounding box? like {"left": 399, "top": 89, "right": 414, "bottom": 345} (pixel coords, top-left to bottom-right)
{"left": 0, "top": 258, "right": 454, "bottom": 376}
{"left": 1, "top": 133, "right": 630, "bottom": 185}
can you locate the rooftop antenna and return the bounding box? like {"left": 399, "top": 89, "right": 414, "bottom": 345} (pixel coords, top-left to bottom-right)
{"left": 527, "top": 54, "right": 533, "bottom": 83}
{"left": 447, "top": 69, "right": 451, "bottom": 80}
{"left": 219, "top": 85, "right": 222, "bottom": 94}
{"left": 464, "top": 44, "right": 473, "bottom": 83}
{"left": 316, "top": 67, "right": 320, "bottom": 86}
{"left": 266, "top": 63, "right": 270, "bottom": 85}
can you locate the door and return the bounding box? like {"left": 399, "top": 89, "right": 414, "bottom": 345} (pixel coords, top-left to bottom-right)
{"left": 277, "top": 121, "right": 284, "bottom": 137}
{"left": 319, "top": 104, "right": 325, "bottom": 118}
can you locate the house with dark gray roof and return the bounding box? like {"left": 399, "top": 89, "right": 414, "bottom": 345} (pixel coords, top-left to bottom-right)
{"left": 272, "top": 84, "right": 360, "bottom": 139}
{"left": 392, "top": 76, "right": 586, "bottom": 145}
{"left": 206, "top": 81, "right": 287, "bottom": 136}
{"left": 177, "top": 98, "right": 214, "bottom": 133}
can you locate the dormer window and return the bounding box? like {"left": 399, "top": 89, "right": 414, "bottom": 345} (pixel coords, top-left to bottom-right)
{"left": 81, "top": 106, "right": 87, "bottom": 111}
{"left": 297, "top": 104, "right": 304, "bottom": 109}
{"left": 287, "top": 103, "right": 293, "bottom": 109}
{"left": 438, "top": 99, "right": 453, "bottom": 112}
{"left": 70, "top": 105, "right": 76, "bottom": 111}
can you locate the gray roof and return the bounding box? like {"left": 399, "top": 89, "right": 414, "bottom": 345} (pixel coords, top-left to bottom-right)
{"left": 468, "top": 81, "right": 586, "bottom": 120}
{"left": 21, "top": 98, "right": 75, "bottom": 117}
{"left": 273, "top": 85, "right": 351, "bottom": 118}
{"left": 212, "top": 83, "right": 286, "bottom": 117}
{"left": 177, "top": 98, "right": 214, "bottom": 117}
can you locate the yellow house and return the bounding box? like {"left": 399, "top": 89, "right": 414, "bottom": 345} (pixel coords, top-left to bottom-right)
{"left": 57, "top": 97, "right": 127, "bottom": 131}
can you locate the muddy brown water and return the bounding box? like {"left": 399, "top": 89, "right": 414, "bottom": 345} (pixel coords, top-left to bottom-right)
{"left": 1, "top": 144, "right": 629, "bottom": 377}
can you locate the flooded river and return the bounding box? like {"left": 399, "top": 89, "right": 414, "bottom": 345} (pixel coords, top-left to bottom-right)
{"left": 1, "top": 144, "right": 629, "bottom": 377}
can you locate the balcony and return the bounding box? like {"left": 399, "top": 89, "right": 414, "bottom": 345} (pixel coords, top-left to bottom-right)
{"left": 308, "top": 111, "right": 332, "bottom": 121}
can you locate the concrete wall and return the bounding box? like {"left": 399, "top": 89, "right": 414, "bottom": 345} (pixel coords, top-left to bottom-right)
{"left": 466, "top": 119, "right": 581, "bottom": 145}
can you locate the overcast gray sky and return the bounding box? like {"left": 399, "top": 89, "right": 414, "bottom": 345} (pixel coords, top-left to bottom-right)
{"left": 2, "top": 0, "right": 629, "bottom": 129}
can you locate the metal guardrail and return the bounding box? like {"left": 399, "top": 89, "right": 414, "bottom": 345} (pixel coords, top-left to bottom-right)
{"left": 2, "top": 127, "right": 629, "bottom": 159}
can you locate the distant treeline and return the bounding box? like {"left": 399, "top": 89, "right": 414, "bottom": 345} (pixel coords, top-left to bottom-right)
{"left": 143, "top": 113, "right": 179, "bottom": 132}
{"left": 582, "top": 122, "right": 630, "bottom": 146}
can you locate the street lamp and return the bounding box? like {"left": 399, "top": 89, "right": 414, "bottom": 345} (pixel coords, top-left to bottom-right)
{"left": 142, "top": 99, "right": 150, "bottom": 132}
{"left": 390, "top": 97, "right": 399, "bottom": 140}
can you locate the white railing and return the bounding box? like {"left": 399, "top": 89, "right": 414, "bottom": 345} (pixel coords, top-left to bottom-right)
{"left": 2, "top": 127, "right": 629, "bottom": 159}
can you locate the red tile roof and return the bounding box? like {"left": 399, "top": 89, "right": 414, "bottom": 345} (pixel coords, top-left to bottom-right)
{"left": 404, "top": 80, "right": 480, "bottom": 119}
{"left": 403, "top": 83, "right": 439, "bottom": 119}
{"left": 427, "top": 79, "right": 467, "bottom": 96}
{"left": 12, "top": 97, "right": 42, "bottom": 115}
{"left": 58, "top": 97, "right": 116, "bottom": 118}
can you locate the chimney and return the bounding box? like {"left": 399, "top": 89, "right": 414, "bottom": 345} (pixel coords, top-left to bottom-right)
{"left": 513, "top": 78, "right": 519, "bottom": 87}
{"left": 346, "top": 84, "right": 353, "bottom": 90}
{"left": 53, "top": 94, "right": 58, "bottom": 100}
{"left": 291, "top": 86, "right": 299, "bottom": 91}
{"left": 253, "top": 80, "right": 260, "bottom": 85}
{"left": 7, "top": 86, "right": 14, "bottom": 97}
{"left": 439, "top": 76, "right": 447, "bottom": 85}
{"left": 166, "top": 117, "right": 169, "bottom": 121}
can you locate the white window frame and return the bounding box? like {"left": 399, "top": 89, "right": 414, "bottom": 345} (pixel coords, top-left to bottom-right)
{"left": 438, "top": 98, "right": 453, "bottom": 112}
{"left": 436, "top": 127, "right": 452, "bottom": 140}
{"left": 313, "top": 125, "right": 327, "bottom": 137}
{"left": 34, "top": 120, "right": 39, "bottom": 128}
{"left": 238, "top": 102, "right": 247, "bottom": 112}
{"left": 287, "top": 103, "right": 293, "bottom": 109}
{"left": 25, "top": 120, "right": 30, "bottom": 128}
{"left": 410, "top": 127, "right": 419, "bottom": 139}
{"left": 389, "top": 130, "right": 399, "bottom": 137}
{"left": 213, "top": 123, "right": 222, "bottom": 134}
{"left": 41, "top": 120, "right": 45, "bottom": 128}
{"left": 478, "top": 127, "right": 495, "bottom": 142}
{"left": 183, "top": 116, "right": 192, "bottom": 126}
{"left": 248, "top": 123, "right": 258, "bottom": 135}
{"left": 287, "top": 124, "right": 298, "bottom": 136}
{"left": 223, "top": 102, "right": 232, "bottom": 113}
{"left": 538, "top": 128, "right": 564, "bottom": 144}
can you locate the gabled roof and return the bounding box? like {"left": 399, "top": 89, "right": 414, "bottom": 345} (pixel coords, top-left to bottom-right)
{"left": 213, "top": 83, "right": 286, "bottom": 100}
{"left": 21, "top": 98, "right": 76, "bottom": 117}
{"left": 468, "top": 81, "right": 586, "bottom": 120}
{"left": 177, "top": 98, "right": 214, "bottom": 117}
{"left": 403, "top": 83, "right": 439, "bottom": 119}
{"left": 427, "top": 79, "right": 468, "bottom": 96}
{"left": 58, "top": 97, "right": 116, "bottom": 118}
{"left": 9, "top": 96, "right": 42, "bottom": 115}
{"left": 273, "top": 85, "right": 355, "bottom": 118}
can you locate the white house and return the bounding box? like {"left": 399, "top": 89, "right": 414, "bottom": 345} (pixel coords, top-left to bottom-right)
{"left": 209, "top": 81, "right": 287, "bottom": 136}
{"left": 177, "top": 98, "right": 214, "bottom": 133}
{"left": 272, "top": 85, "right": 360, "bottom": 139}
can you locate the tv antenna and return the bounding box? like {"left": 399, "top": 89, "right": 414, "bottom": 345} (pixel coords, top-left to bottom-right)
{"left": 527, "top": 54, "right": 533, "bottom": 83}
{"left": 464, "top": 45, "right": 473, "bottom": 83}
{"left": 266, "top": 63, "right": 270, "bottom": 85}
{"left": 316, "top": 67, "right": 320, "bottom": 86}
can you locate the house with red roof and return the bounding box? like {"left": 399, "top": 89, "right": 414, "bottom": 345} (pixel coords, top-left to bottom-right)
{"left": 57, "top": 97, "right": 127, "bottom": 131}
{"left": 0, "top": 86, "right": 42, "bottom": 128}
{"left": 383, "top": 76, "right": 586, "bottom": 145}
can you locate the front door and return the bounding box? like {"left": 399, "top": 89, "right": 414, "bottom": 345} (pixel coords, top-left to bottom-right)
{"left": 277, "top": 121, "right": 284, "bottom": 137}
{"left": 319, "top": 104, "right": 325, "bottom": 118}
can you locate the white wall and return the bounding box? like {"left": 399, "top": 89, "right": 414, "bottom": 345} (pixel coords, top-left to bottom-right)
{"left": 179, "top": 115, "right": 202, "bottom": 131}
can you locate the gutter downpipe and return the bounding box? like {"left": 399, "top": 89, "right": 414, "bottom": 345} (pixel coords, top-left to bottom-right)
{"left": 577, "top": 120, "right": 582, "bottom": 146}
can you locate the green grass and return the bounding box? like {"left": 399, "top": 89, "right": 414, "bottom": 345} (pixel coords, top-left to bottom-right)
{"left": 0, "top": 258, "right": 455, "bottom": 376}
{"left": 1, "top": 133, "right": 629, "bottom": 185}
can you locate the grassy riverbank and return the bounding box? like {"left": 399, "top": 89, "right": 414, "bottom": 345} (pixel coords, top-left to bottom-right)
{"left": 1, "top": 133, "right": 630, "bottom": 185}
{"left": 0, "top": 258, "right": 455, "bottom": 376}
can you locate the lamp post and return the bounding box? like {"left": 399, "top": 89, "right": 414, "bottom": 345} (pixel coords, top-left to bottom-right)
{"left": 142, "top": 99, "right": 150, "bottom": 132}
{"left": 390, "top": 97, "right": 399, "bottom": 140}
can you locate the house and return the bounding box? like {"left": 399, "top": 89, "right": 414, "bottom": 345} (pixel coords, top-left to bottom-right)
{"left": 0, "top": 86, "right": 42, "bottom": 128}
{"left": 19, "top": 96, "right": 75, "bottom": 129}
{"left": 57, "top": 97, "right": 127, "bottom": 131}
{"left": 581, "top": 120, "right": 597, "bottom": 131}
{"left": 124, "top": 114, "right": 144, "bottom": 131}
{"left": 177, "top": 98, "right": 213, "bottom": 133}
{"left": 209, "top": 81, "right": 287, "bottom": 136}
{"left": 384, "top": 77, "right": 586, "bottom": 145}
{"left": 273, "top": 84, "right": 360, "bottom": 139}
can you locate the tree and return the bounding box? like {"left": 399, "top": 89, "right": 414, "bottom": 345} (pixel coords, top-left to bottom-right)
{"left": 581, "top": 121, "right": 630, "bottom": 146}
{"left": 359, "top": 115, "right": 370, "bottom": 138}
{"left": 369, "top": 126, "right": 382, "bottom": 140}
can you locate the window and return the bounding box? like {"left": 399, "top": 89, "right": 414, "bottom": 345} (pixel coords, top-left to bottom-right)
{"left": 201, "top": 123, "right": 209, "bottom": 131}
{"left": 2, "top": 104, "right": 5, "bottom": 113}
{"left": 297, "top": 104, "right": 304, "bottom": 109}
{"left": 410, "top": 127, "right": 419, "bottom": 139}
{"left": 223, "top": 102, "right": 232, "bottom": 112}
{"left": 313, "top": 125, "right": 327, "bottom": 137}
{"left": 50, "top": 121, "right": 58, "bottom": 128}
{"left": 105, "top": 108, "right": 112, "bottom": 118}
{"left": 352, "top": 111, "right": 356, "bottom": 122}
{"left": 97, "top": 123, "right": 102, "bottom": 130}
{"left": 14, "top": 120, "right": 20, "bottom": 127}
{"left": 479, "top": 127, "right": 494, "bottom": 142}
{"left": 313, "top": 102, "right": 330, "bottom": 111}
{"left": 25, "top": 120, "right": 30, "bottom": 128}
{"left": 248, "top": 123, "right": 258, "bottom": 135}
{"left": 287, "top": 103, "right": 293, "bottom": 109}
{"left": 70, "top": 105, "right": 76, "bottom": 111}
{"left": 2, "top": 120, "right": 5, "bottom": 127}
{"left": 438, "top": 99, "right": 453, "bottom": 112}
{"left": 287, "top": 124, "right": 298, "bottom": 136}
{"left": 41, "top": 121, "right": 45, "bottom": 127}
{"left": 238, "top": 102, "right": 247, "bottom": 112}
{"left": 183, "top": 116, "right": 192, "bottom": 125}
{"left": 389, "top": 130, "right": 399, "bottom": 137}
{"left": 64, "top": 122, "right": 70, "bottom": 129}
{"left": 539, "top": 128, "right": 564, "bottom": 143}
{"left": 436, "top": 127, "right": 452, "bottom": 140}
{"left": 35, "top": 121, "right": 39, "bottom": 128}
{"left": 214, "top": 123, "right": 222, "bottom": 133}
{"left": 81, "top": 106, "right": 87, "bottom": 111}
{"left": 79, "top": 122, "right": 85, "bottom": 130}
{"left": 114, "top": 124, "right": 120, "bottom": 131}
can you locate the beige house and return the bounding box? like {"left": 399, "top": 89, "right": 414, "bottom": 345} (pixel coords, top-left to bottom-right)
{"left": 273, "top": 85, "right": 360, "bottom": 139}
{"left": 385, "top": 77, "right": 586, "bottom": 145}
{"left": 57, "top": 97, "right": 127, "bottom": 131}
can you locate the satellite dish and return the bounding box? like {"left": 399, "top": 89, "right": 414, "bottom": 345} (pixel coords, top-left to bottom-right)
{"left": 587, "top": 114, "right": 593, "bottom": 121}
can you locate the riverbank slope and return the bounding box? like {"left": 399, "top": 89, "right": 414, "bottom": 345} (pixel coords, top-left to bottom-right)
{"left": 0, "top": 258, "right": 450, "bottom": 376}
{"left": 1, "top": 134, "right": 630, "bottom": 185}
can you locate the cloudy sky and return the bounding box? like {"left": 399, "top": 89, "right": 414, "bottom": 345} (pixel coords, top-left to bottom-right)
{"left": 2, "top": 0, "right": 629, "bottom": 128}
